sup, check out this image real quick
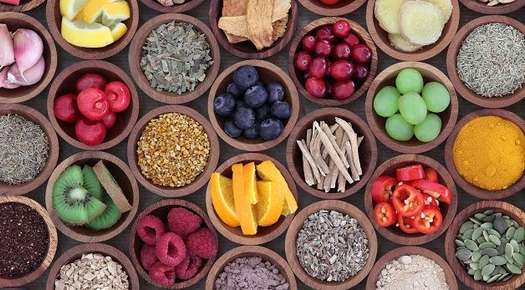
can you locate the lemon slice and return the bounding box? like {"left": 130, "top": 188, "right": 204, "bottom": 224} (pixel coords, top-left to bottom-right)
{"left": 61, "top": 18, "right": 114, "bottom": 48}
{"left": 110, "top": 22, "right": 127, "bottom": 41}
{"left": 60, "top": 0, "right": 88, "bottom": 20}
{"left": 81, "top": 0, "right": 130, "bottom": 24}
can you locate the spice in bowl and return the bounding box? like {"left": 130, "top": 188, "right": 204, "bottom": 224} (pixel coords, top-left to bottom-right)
{"left": 453, "top": 116, "right": 525, "bottom": 191}
{"left": 455, "top": 210, "right": 525, "bottom": 283}
{"left": 473, "top": 0, "right": 517, "bottom": 6}
{"left": 156, "top": 0, "right": 188, "bottom": 7}
{"left": 140, "top": 21, "right": 213, "bottom": 95}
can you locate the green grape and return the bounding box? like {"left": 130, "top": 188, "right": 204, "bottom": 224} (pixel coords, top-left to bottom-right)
{"left": 374, "top": 86, "right": 400, "bottom": 117}
{"left": 414, "top": 113, "right": 442, "bottom": 142}
{"left": 398, "top": 92, "right": 427, "bottom": 125}
{"left": 422, "top": 81, "right": 450, "bottom": 113}
{"left": 386, "top": 114, "right": 414, "bottom": 141}
{"left": 395, "top": 68, "right": 424, "bottom": 94}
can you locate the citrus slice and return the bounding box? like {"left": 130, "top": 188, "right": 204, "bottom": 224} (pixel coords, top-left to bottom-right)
{"left": 81, "top": 0, "right": 130, "bottom": 24}
{"left": 232, "top": 163, "right": 258, "bottom": 235}
{"left": 243, "top": 162, "right": 259, "bottom": 205}
{"left": 210, "top": 173, "right": 239, "bottom": 227}
{"left": 111, "top": 22, "right": 127, "bottom": 41}
{"left": 61, "top": 18, "right": 114, "bottom": 48}
{"left": 256, "top": 160, "right": 298, "bottom": 216}
{"left": 254, "top": 181, "right": 284, "bottom": 227}
{"left": 60, "top": 0, "right": 88, "bottom": 20}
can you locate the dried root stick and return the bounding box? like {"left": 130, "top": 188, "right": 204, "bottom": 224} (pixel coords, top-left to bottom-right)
{"left": 336, "top": 117, "right": 362, "bottom": 175}
{"left": 320, "top": 122, "right": 349, "bottom": 168}
{"left": 314, "top": 122, "right": 354, "bottom": 184}
{"left": 311, "top": 122, "right": 329, "bottom": 175}
{"left": 345, "top": 141, "right": 360, "bottom": 181}
{"left": 297, "top": 140, "right": 320, "bottom": 185}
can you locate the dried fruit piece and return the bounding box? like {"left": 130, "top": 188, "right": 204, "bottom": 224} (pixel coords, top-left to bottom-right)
{"left": 400, "top": 0, "right": 445, "bottom": 46}
{"left": 374, "top": 0, "right": 405, "bottom": 34}
{"left": 388, "top": 33, "right": 423, "bottom": 52}
{"left": 246, "top": 0, "right": 274, "bottom": 50}
{"left": 93, "top": 161, "right": 132, "bottom": 213}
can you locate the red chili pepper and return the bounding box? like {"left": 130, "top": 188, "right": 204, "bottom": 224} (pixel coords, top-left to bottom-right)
{"left": 76, "top": 88, "right": 110, "bottom": 121}
{"left": 424, "top": 167, "right": 439, "bottom": 183}
{"left": 373, "top": 202, "right": 397, "bottom": 227}
{"left": 371, "top": 175, "right": 397, "bottom": 203}
{"left": 410, "top": 179, "right": 452, "bottom": 205}
{"left": 397, "top": 214, "right": 418, "bottom": 234}
{"left": 414, "top": 206, "right": 443, "bottom": 234}
{"left": 422, "top": 193, "right": 439, "bottom": 208}
{"left": 391, "top": 184, "right": 424, "bottom": 217}
{"left": 395, "top": 164, "right": 425, "bottom": 182}
{"left": 105, "top": 81, "right": 131, "bottom": 113}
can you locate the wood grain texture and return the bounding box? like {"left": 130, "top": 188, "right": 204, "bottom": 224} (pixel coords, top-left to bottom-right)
{"left": 363, "top": 154, "right": 458, "bottom": 245}
{"left": 44, "top": 151, "right": 139, "bottom": 243}
{"left": 284, "top": 200, "right": 378, "bottom": 290}
{"left": 207, "top": 59, "right": 300, "bottom": 152}
{"left": 0, "top": 0, "right": 44, "bottom": 12}
{"left": 0, "top": 196, "right": 57, "bottom": 287}
{"left": 126, "top": 105, "right": 220, "bottom": 198}
{"left": 298, "top": 0, "right": 367, "bottom": 16}
{"left": 129, "top": 199, "right": 218, "bottom": 289}
{"left": 460, "top": 0, "right": 525, "bottom": 14}
{"left": 128, "top": 13, "right": 221, "bottom": 105}
{"left": 205, "top": 153, "right": 298, "bottom": 245}
{"left": 287, "top": 17, "right": 378, "bottom": 106}
{"left": 46, "top": 61, "right": 140, "bottom": 151}
{"left": 446, "top": 15, "right": 525, "bottom": 108}
{"left": 141, "top": 0, "right": 204, "bottom": 13}
{"left": 444, "top": 201, "right": 525, "bottom": 290}
{"left": 444, "top": 109, "right": 525, "bottom": 200}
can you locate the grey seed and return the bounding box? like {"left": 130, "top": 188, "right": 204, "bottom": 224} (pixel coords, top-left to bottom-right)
{"left": 497, "top": 272, "right": 510, "bottom": 281}
{"left": 490, "top": 256, "right": 507, "bottom": 266}
{"left": 489, "top": 235, "right": 501, "bottom": 246}
{"left": 514, "top": 227, "right": 525, "bottom": 242}
{"left": 513, "top": 252, "right": 525, "bottom": 267}
{"left": 473, "top": 270, "right": 482, "bottom": 281}
{"left": 479, "top": 255, "right": 490, "bottom": 268}
{"left": 465, "top": 239, "right": 479, "bottom": 251}
{"left": 494, "top": 216, "right": 508, "bottom": 234}
{"left": 474, "top": 213, "right": 487, "bottom": 220}
{"left": 483, "top": 215, "right": 495, "bottom": 222}
{"left": 480, "top": 248, "right": 499, "bottom": 257}
{"left": 483, "top": 209, "right": 494, "bottom": 215}
{"left": 456, "top": 248, "right": 472, "bottom": 261}
{"left": 472, "top": 228, "right": 484, "bottom": 241}
{"left": 470, "top": 262, "right": 480, "bottom": 270}
{"left": 497, "top": 243, "right": 506, "bottom": 255}
{"left": 486, "top": 273, "right": 501, "bottom": 283}
{"left": 479, "top": 242, "right": 496, "bottom": 249}
{"left": 487, "top": 229, "right": 501, "bottom": 238}
{"left": 455, "top": 239, "right": 465, "bottom": 247}
{"left": 483, "top": 231, "right": 490, "bottom": 243}
{"left": 477, "top": 237, "right": 486, "bottom": 244}
{"left": 506, "top": 263, "right": 522, "bottom": 274}
{"left": 506, "top": 227, "right": 516, "bottom": 240}
{"left": 520, "top": 244, "right": 525, "bottom": 255}
{"left": 463, "top": 229, "right": 474, "bottom": 240}
{"left": 481, "top": 264, "right": 495, "bottom": 277}
{"left": 506, "top": 243, "right": 514, "bottom": 260}
{"left": 481, "top": 222, "right": 493, "bottom": 230}
{"left": 468, "top": 267, "right": 476, "bottom": 275}
{"left": 494, "top": 265, "right": 507, "bottom": 275}
{"left": 460, "top": 221, "right": 474, "bottom": 233}
{"left": 470, "top": 217, "right": 482, "bottom": 225}
{"left": 472, "top": 251, "right": 482, "bottom": 262}
{"left": 510, "top": 240, "right": 520, "bottom": 252}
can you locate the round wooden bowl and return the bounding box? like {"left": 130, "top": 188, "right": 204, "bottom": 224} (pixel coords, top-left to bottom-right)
{"left": 364, "top": 154, "right": 458, "bottom": 245}
{"left": 45, "top": 243, "right": 140, "bottom": 290}
{"left": 0, "top": 0, "right": 44, "bottom": 12}
{"left": 208, "top": 59, "right": 300, "bottom": 152}
{"left": 0, "top": 13, "right": 57, "bottom": 104}
{"left": 365, "top": 246, "right": 458, "bottom": 290}
{"left": 285, "top": 200, "right": 378, "bottom": 290}
{"left": 459, "top": 0, "right": 525, "bottom": 14}
{"left": 0, "top": 195, "right": 57, "bottom": 287}
{"left": 45, "top": 0, "right": 138, "bottom": 60}
{"left": 44, "top": 151, "right": 139, "bottom": 243}
{"left": 285, "top": 107, "right": 378, "bottom": 199}
{"left": 205, "top": 246, "right": 298, "bottom": 290}
{"left": 141, "top": 0, "right": 204, "bottom": 13}
{"left": 129, "top": 13, "right": 221, "bottom": 105}
{"left": 366, "top": 0, "right": 460, "bottom": 61}
{"left": 446, "top": 16, "right": 525, "bottom": 108}
{"left": 298, "top": 0, "right": 367, "bottom": 16}
{"left": 444, "top": 109, "right": 525, "bottom": 200}
{"left": 206, "top": 153, "right": 298, "bottom": 245}
{"left": 365, "top": 61, "right": 459, "bottom": 154}
{"left": 288, "top": 17, "right": 378, "bottom": 107}
{"left": 0, "top": 104, "right": 59, "bottom": 196}
{"left": 46, "top": 61, "right": 140, "bottom": 151}
{"left": 127, "top": 105, "right": 220, "bottom": 198}
{"left": 444, "top": 201, "right": 525, "bottom": 290}
{"left": 129, "top": 199, "right": 218, "bottom": 289}
{"left": 208, "top": 0, "right": 298, "bottom": 59}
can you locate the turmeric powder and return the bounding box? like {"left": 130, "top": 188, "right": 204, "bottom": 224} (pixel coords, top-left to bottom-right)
{"left": 453, "top": 116, "right": 525, "bottom": 191}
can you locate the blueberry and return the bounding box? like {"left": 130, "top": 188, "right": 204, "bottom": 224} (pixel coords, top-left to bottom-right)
{"left": 271, "top": 101, "right": 291, "bottom": 120}
{"left": 243, "top": 124, "right": 259, "bottom": 139}
{"left": 259, "top": 118, "right": 283, "bottom": 141}
{"left": 226, "top": 82, "right": 243, "bottom": 97}
{"left": 266, "top": 81, "right": 285, "bottom": 103}
{"left": 224, "top": 120, "right": 242, "bottom": 138}
{"left": 256, "top": 105, "right": 270, "bottom": 120}
{"left": 244, "top": 84, "right": 268, "bottom": 108}
{"left": 236, "top": 100, "right": 246, "bottom": 110}
{"left": 233, "top": 107, "right": 255, "bottom": 130}
{"left": 213, "top": 93, "right": 236, "bottom": 117}
{"left": 233, "top": 66, "right": 259, "bottom": 90}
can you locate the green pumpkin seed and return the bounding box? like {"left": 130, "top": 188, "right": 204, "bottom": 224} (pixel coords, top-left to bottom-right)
{"left": 513, "top": 252, "right": 525, "bottom": 267}
{"left": 483, "top": 209, "right": 494, "bottom": 215}
{"left": 483, "top": 231, "right": 490, "bottom": 242}
{"left": 480, "top": 248, "right": 499, "bottom": 257}
{"left": 489, "top": 235, "right": 501, "bottom": 246}
{"left": 463, "top": 229, "right": 474, "bottom": 240}
{"left": 470, "top": 217, "right": 482, "bottom": 225}
{"left": 473, "top": 269, "right": 482, "bottom": 281}
{"left": 494, "top": 265, "right": 506, "bottom": 275}
{"left": 506, "top": 243, "right": 514, "bottom": 259}
{"left": 506, "top": 263, "right": 522, "bottom": 274}
{"left": 486, "top": 273, "right": 502, "bottom": 283}
{"left": 481, "top": 222, "right": 493, "bottom": 229}
{"left": 472, "top": 251, "right": 482, "bottom": 262}
{"left": 520, "top": 244, "right": 525, "bottom": 255}
{"left": 460, "top": 221, "right": 474, "bottom": 234}
{"left": 471, "top": 227, "right": 483, "bottom": 241}
{"left": 456, "top": 248, "right": 472, "bottom": 261}
{"left": 510, "top": 240, "right": 520, "bottom": 252}
{"left": 494, "top": 216, "right": 508, "bottom": 234}
{"left": 455, "top": 239, "right": 465, "bottom": 247}
{"left": 483, "top": 215, "right": 495, "bottom": 223}
{"left": 479, "top": 242, "right": 496, "bottom": 249}
{"left": 474, "top": 213, "right": 486, "bottom": 220}
{"left": 465, "top": 239, "right": 479, "bottom": 251}
{"left": 514, "top": 227, "right": 525, "bottom": 242}
{"left": 470, "top": 262, "right": 480, "bottom": 270}
{"left": 487, "top": 229, "right": 501, "bottom": 238}
{"left": 497, "top": 272, "right": 510, "bottom": 281}
{"left": 479, "top": 255, "right": 490, "bottom": 268}
{"left": 506, "top": 227, "right": 516, "bottom": 240}
{"left": 467, "top": 267, "right": 476, "bottom": 275}
{"left": 481, "top": 264, "right": 495, "bottom": 277}
{"left": 490, "top": 256, "right": 507, "bottom": 266}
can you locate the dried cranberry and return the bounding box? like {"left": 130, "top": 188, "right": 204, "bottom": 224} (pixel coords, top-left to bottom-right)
{"left": 334, "top": 43, "right": 351, "bottom": 59}
{"left": 302, "top": 35, "right": 316, "bottom": 51}
{"left": 294, "top": 51, "right": 312, "bottom": 71}
{"left": 315, "top": 40, "right": 332, "bottom": 57}
{"left": 305, "top": 77, "right": 326, "bottom": 98}
{"left": 354, "top": 65, "right": 369, "bottom": 81}
{"left": 316, "top": 26, "right": 335, "bottom": 42}
{"left": 332, "top": 80, "right": 356, "bottom": 100}
{"left": 344, "top": 33, "right": 360, "bottom": 47}
{"left": 332, "top": 20, "right": 351, "bottom": 38}
{"left": 330, "top": 60, "right": 354, "bottom": 81}
{"left": 308, "top": 57, "right": 328, "bottom": 79}
{"left": 351, "top": 44, "right": 372, "bottom": 64}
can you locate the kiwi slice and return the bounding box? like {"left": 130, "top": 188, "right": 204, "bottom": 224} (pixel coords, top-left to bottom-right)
{"left": 86, "top": 198, "right": 122, "bottom": 230}
{"left": 82, "top": 165, "right": 104, "bottom": 200}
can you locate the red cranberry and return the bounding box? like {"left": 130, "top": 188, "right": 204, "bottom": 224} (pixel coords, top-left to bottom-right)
{"left": 305, "top": 77, "right": 327, "bottom": 98}
{"left": 308, "top": 57, "right": 328, "bottom": 79}
{"left": 295, "top": 51, "right": 312, "bottom": 71}
{"left": 332, "top": 80, "right": 356, "bottom": 100}
{"left": 325, "top": 60, "right": 332, "bottom": 77}
{"left": 351, "top": 44, "right": 372, "bottom": 64}
{"left": 302, "top": 35, "right": 316, "bottom": 51}
{"left": 315, "top": 40, "right": 332, "bottom": 57}
{"left": 316, "top": 26, "right": 335, "bottom": 42}
{"left": 334, "top": 43, "right": 351, "bottom": 59}
{"left": 332, "top": 20, "right": 351, "bottom": 38}
{"left": 330, "top": 60, "right": 354, "bottom": 81}
{"left": 344, "top": 33, "right": 360, "bottom": 47}
{"left": 354, "top": 64, "right": 369, "bottom": 81}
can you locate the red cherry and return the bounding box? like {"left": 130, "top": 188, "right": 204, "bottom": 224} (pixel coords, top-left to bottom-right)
{"left": 54, "top": 94, "right": 78, "bottom": 123}
{"left": 302, "top": 35, "right": 316, "bottom": 51}
{"left": 334, "top": 43, "right": 351, "bottom": 59}
{"left": 102, "top": 112, "right": 117, "bottom": 128}
{"left": 316, "top": 26, "right": 335, "bottom": 42}
{"left": 330, "top": 60, "right": 354, "bottom": 81}
{"left": 332, "top": 20, "right": 351, "bottom": 38}
{"left": 305, "top": 77, "right": 327, "bottom": 98}
{"left": 319, "top": 0, "right": 340, "bottom": 4}
{"left": 351, "top": 44, "right": 372, "bottom": 64}
{"left": 308, "top": 57, "right": 328, "bottom": 79}
{"left": 294, "top": 51, "right": 312, "bottom": 71}
{"left": 332, "top": 80, "right": 356, "bottom": 100}
{"left": 315, "top": 40, "right": 332, "bottom": 57}
{"left": 344, "top": 33, "right": 360, "bottom": 47}
{"left": 75, "top": 118, "right": 107, "bottom": 146}
{"left": 354, "top": 65, "right": 369, "bottom": 81}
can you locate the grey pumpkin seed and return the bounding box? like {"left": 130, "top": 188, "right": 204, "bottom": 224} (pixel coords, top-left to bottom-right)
{"left": 483, "top": 209, "right": 494, "bottom": 215}
{"left": 480, "top": 247, "right": 499, "bottom": 257}
{"left": 483, "top": 231, "right": 490, "bottom": 243}
{"left": 490, "top": 256, "right": 507, "bottom": 266}
{"left": 470, "top": 217, "right": 482, "bottom": 225}
{"left": 506, "top": 227, "right": 516, "bottom": 240}
{"left": 460, "top": 221, "right": 474, "bottom": 233}
{"left": 489, "top": 235, "right": 501, "bottom": 246}
{"left": 465, "top": 239, "right": 479, "bottom": 251}
{"left": 486, "top": 273, "right": 501, "bottom": 283}
{"left": 463, "top": 229, "right": 474, "bottom": 240}
{"left": 487, "top": 228, "right": 501, "bottom": 238}
{"left": 474, "top": 213, "right": 487, "bottom": 220}
{"left": 513, "top": 252, "right": 525, "bottom": 267}
{"left": 473, "top": 269, "right": 482, "bottom": 281}
{"left": 479, "top": 255, "right": 490, "bottom": 268}
{"left": 472, "top": 251, "right": 482, "bottom": 262}
{"left": 467, "top": 267, "right": 476, "bottom": 275}
{"left": 514, "top": 227, "right": 525, "bottom": 242}
{"left": 470, "top": 262, "right": 480, "bottom": 270}
{"left": 455, "top": 239, "right": 465, "bottom": 247}
{"left": 497, "top": 272, "right": 510, "bottom": 281}
{"left": 510, "top": 240, "right": 520, "bottom": 252}
{"left": 494, "top": 216, "right": 508, "bottom": 234}
{"left": 481, "top": 264, "right": 495, "bottom": 277}
{"left": 506, "top": 263, "right": 522, "bottom": 274}
{"left": 520, "top": 244, "right": 525, "bottom": 255}
{"left": 472, "top": 228, "right": 484, "bottom": 241}
{"left": 506, "top": 243, "right": 514, "bottom": 259}
{"left": 481, "top": 222, "right": 493, "bottom": 229}
{"left": 456, "top": 248, "right": 472, "bottom": 261}
{"left": 479, "top": 242, "right": 496, "bottom": 249}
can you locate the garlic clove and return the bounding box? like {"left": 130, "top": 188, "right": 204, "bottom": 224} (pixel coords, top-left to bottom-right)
{"left": 13, "top": 28, "right": 43, "bottom": 76}
{"left": 7, "top": 56, "right": 45, "bottom": 86}
{"left": 0, "top": 66, "right": 20, "bottom": 89}
{"left": 0, "top": 24, "right": 15, "bottom": 69}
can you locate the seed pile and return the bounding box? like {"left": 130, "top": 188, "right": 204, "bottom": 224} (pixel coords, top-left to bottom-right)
{"left": 457, "top": 23, "right": 525, "bottom": 98}
{"left": 0, "top": 114, "right": 49, "bottom": 185}
{"left": 137, "top": 112, "right": 210, "bottom": 188}
{"left": 475, "top": 0, "right": 516, "bottom": 6}
{"left": 455, "top": 209, "right": 525, "bottom": 283}
{"left": 296, "top": 209, "right": 369, "bottom": 282}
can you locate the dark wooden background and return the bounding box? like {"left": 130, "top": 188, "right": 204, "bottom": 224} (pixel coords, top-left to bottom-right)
{"left": 18, "top": 1, "right": 525, "bottom": 289}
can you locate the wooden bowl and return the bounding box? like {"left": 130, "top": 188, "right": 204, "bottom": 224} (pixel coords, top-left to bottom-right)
{"left": 208, "top": 60, "right": 300, "bottom": 152}
{"left": 47, "top": 61, "right": 140, "bottom": 151}
{"left": 0, "top": 195, "right": 57, "bottom": 287}
{"left": 446, "top": 16, "right": 525, "bottom": 108}
{"left": 298, "top": 0, "right": 367, "bottom": 16}
{"left": 208, "top": 0, "right": 298, "bottom": 59}
{"left": 0, "top": 12, "right": 57, "bottom": 104}
{"left": 285, "top": 200, "right": 378, "bottom": 290}
{"left": 0, "top": 0, "right": 44, "bottom": 12}
{"left": 285, "top": 107, "right": 378, "bottom": 199}
{"left": 127, "top": 105, "right": 220, "bottom": 198}
{"left": 45, "top": 243, "right": 140, "bottom": 290}
{"left": 205, "top": 246, "right": 298, "bottom": 290}
{"left": 141, "top": 0, "right": 204, "bottom": 13}
{"left": 444, "top": 201, "right": 525, "bottom": 290}
{"left": 444, "top": 109, "right": 525, "bottom": 200}
{"left": 288, "top": 17, "right": 378, "bottom": 107}
{"left": 365, "top": 246, "right": 458, "bottom": 290}
{"left": 0, "top": 104, "right": 59, "bottom": 196}
{"left": 45, "top": 0, "right": 138, "bottom": 59}
{"left": 364, "top": 154, "right": 458, "bottom": 245}
{"left": 206, "top": 153, "right": 298, "bottom": 245}
{"left": 129, "top": 13, "right": 221, "bottom": 105}
{"left": 459, "top": 0, "right": 525, "bottom": 14}
{"left": 44, "top": 151, "right": 139, "bottom": 243}
{"left": 130, "top": 199, "right": 218, "bottom": 289}
{"left": 365, "top": 61, "right": 459, "bottom": 154}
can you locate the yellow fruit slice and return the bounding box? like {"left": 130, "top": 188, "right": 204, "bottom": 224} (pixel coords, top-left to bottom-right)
{"left": 389, "top": 33, "right": 423, "bottom": 52}
{"left": 60, "top": 0, "right": 88, "bottom": 20}
{"left": 81, "top": 0, "right": 129, "bottom": 24}
{"left": 374, "top": 0, "right": 405, "bottom": 34}
{"left": 232, "top": 163, "right": 257, "bottom": 235}
{"left": 111, "top": 22, "right": 127, "bottom": 41}
{"left": 256, "top": 160, "right": 298, "bottom": 216}
{"left": 243, "top": 162, "right": 259, "bottom": 205}
{"left": 423, "top": 0, "right": 452, "bottom": 22}
{"left": 210, "top": 173, "right": 239, "bottom": 227}
{"left": 61, "top": 18, "right": 114, "bottom": 48}
{"left": 255, "top": 181, "right": 284, "bottom": 227}
{"left": 400, "top": 0, "right": 445, "bottom": 46}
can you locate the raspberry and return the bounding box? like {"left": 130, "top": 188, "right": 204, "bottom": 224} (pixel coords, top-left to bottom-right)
{"left": 186, "top": 228, "right": 218, "bottom": 259}
{"left": 167, "top": 207, "right": 202, "bottom": 237}
{"left": 149, "top": 262, "right": 175, "bottom": 287}
{"left": 136, "top": 215, "right": 166, "bottom": 245}
{"left": 140, "top": 244, "right": 158, "bottom": 271}
{"left": 175, "top": 254, "right": 203, "bottom": 281}
{"left": 156, "top": 232, "right": 187, "bottom": 267}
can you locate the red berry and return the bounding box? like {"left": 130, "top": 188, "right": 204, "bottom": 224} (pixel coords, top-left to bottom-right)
{"left": 325, "top": 60, "right": 332, "bottom": 77}
{"left": 76, "top": 73, "right": 106, "bottom": 92}
{"left": 77, "top": 88, "right": 110, "bottom": 121}
{"left": 54, "top": 94, "right": 78, "bottom": 123}
{"left": 352, "top": 44, "right": 372, "bottom": 64}
{"left": 332, "top": 20, "right": 351, "bottom": 38}
{"left": 354, "top": 64, "right": 369, "bottom": 81}
{"left": 332, "top": 80, "right": 356, "bottom": 100}
{"left": 320, "top": 0, "right": 340, "bottom": 4}
{"left": 294, "top": 51, "right": 312, "bottom": 71}
{"left": 308, "top": 57, "right": 328, "bottom": 79}
{"left": 316, "top": 26, "right": 335, "bottom": 42}
{"left": 315, "top": 40, "right": 332, "bottom": 57}
{"left": 305, "top": 77, "right": 326, "bottom": 98}
{"left": 330, "top": 60, "right": 354, "bottom": 81}
{"left": 102, "top": 112, "right": 117, "bottom": 128}
{"left": 75, "top": 118, "right": 107, "bottom": 146}
{"left": 334, "top": 43, "right": 351, "bottom": 59}
{"left": 105, "top": 81, "right": 131, "bottom": 113}
{"left": 302, "top": 35, "right": 316, "bottom": 51}
{"left": 344, "top": 33, "right": 360, "bottom": 46}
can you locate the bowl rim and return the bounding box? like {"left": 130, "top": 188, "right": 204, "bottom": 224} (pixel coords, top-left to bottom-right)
{"left": 284, "top": 199, "right": 378, "bottom": 290}
{"left": 46, "top": 60, "right": 140, "bottom": 151}
{"left": 444, "top": 109, "right": 525, "bottom": 200}
{"left": 0, "top": 195, "right": 58, "bottom": 287}
{"left": 128, "top": 13, "right": 221, "bottom": 105}
{"left": 0, "top": 0, "right": 44, "bottom": 12}
{"left": 445, "top": 15, "right": 525, "bottom": 108}
{"left": 285, "top": 107, "right": 378, "bottom": 200}
{"left": 365, "top": 61, "right": 459, "bottom": 154}
{"left": 459, "top": 0, "right": 525, "bottom": 14}
{"left": 140, "top": 0, "right": 205, "bottom": 13}
{"left": 298, "top": 0, "right": 368, "bottom": 16}
{"left": 205, "top": 153, "right": 298, "bottom": 245}
{"left": 207, "top": 59, "right": 300, "bottom": 152}
{"left": 287, "top": 17, "right": 378, "bottom": 107}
